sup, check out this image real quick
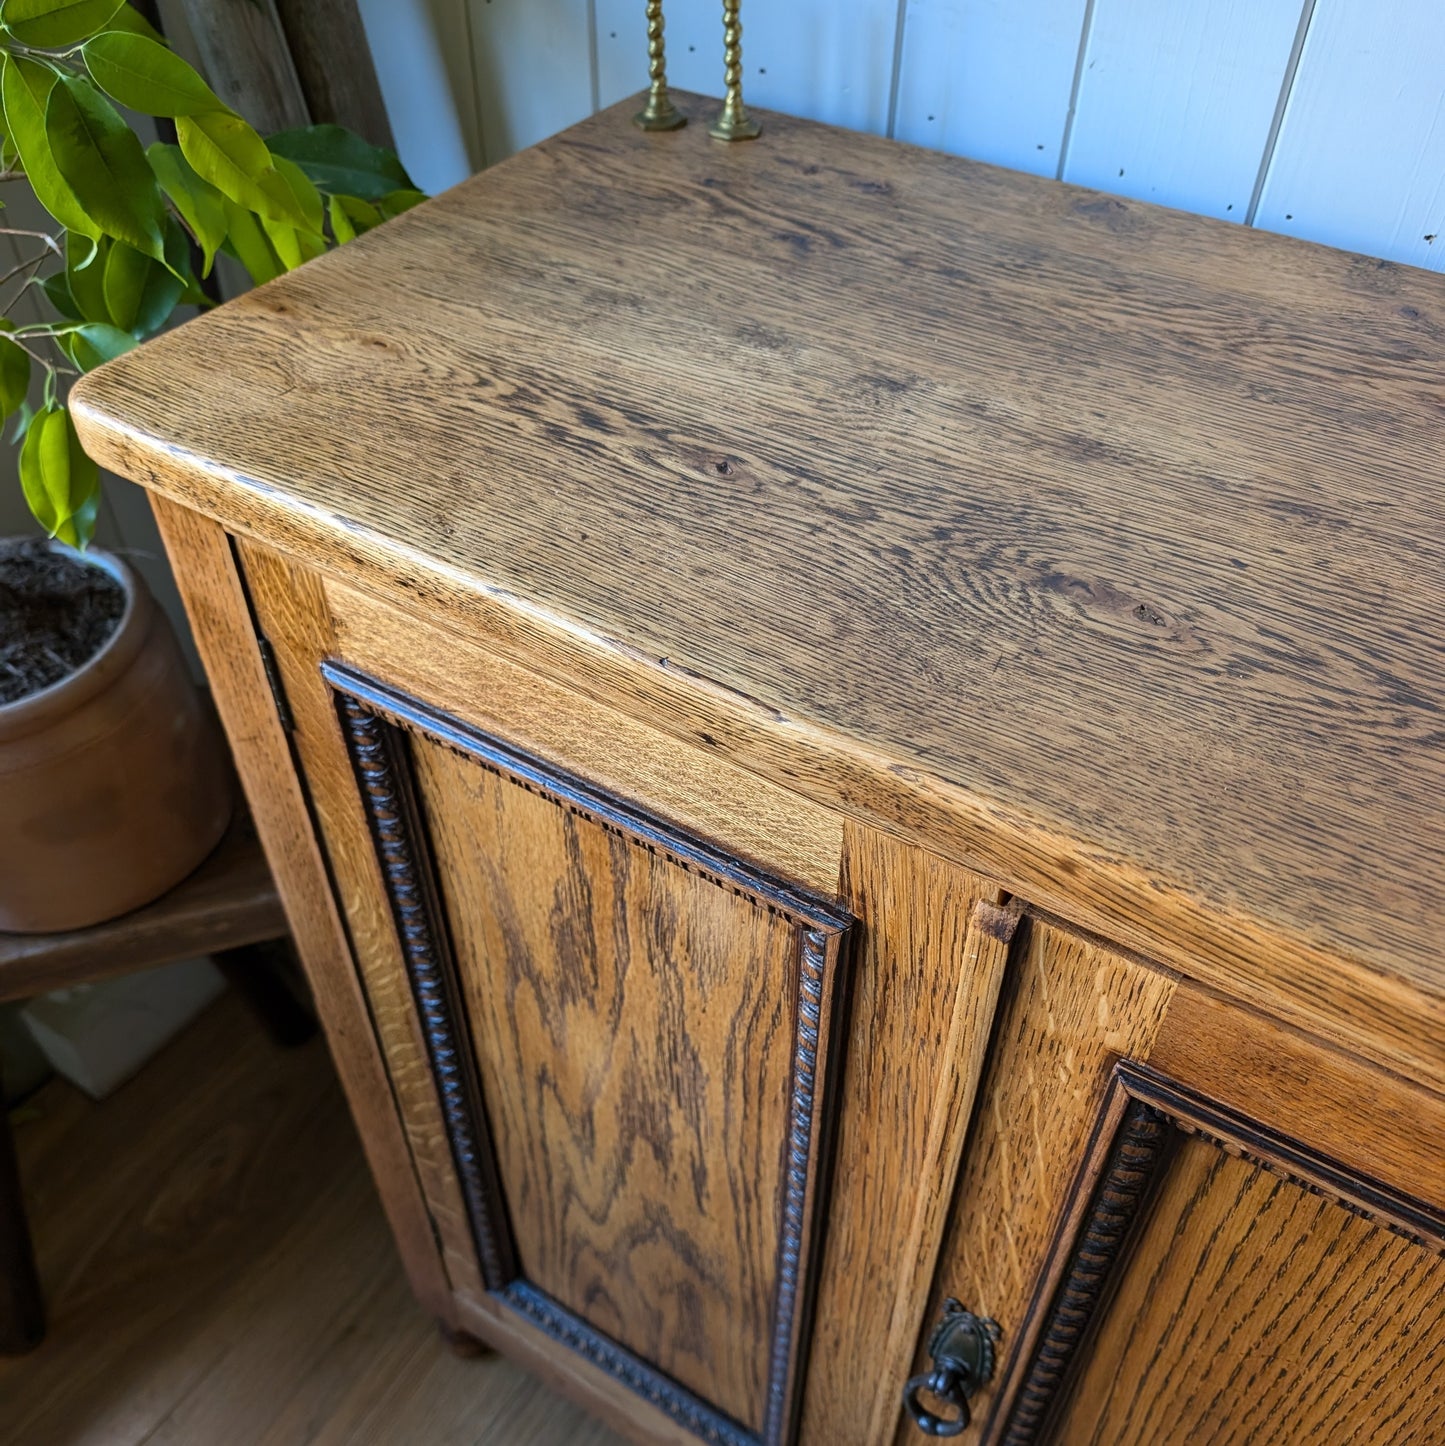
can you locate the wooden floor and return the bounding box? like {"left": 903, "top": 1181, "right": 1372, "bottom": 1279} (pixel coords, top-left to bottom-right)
{"left": 1, "top": 992, "right": 624, "bottom": 1445}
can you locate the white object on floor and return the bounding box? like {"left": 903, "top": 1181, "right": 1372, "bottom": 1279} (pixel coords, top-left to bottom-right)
{"left": 20, "top": 957, "right": 226, "bottom": 1099}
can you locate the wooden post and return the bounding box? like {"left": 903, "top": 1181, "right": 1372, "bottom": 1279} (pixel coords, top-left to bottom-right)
{"left": 170, "top": 0, "right": 393, "bottom": 145}
{"left": 273, "top": 0, "right": 395, "bottom": 147}
{"left": 0, "top": 1092, "right": 44, "bottom": 1354}
{"left": 173, "top": 0, "right": 310, "bottom": 135}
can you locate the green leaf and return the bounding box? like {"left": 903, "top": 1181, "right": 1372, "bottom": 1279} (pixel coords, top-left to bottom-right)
{"left": 266, "top": 124, "right": 414, "bottom": 201}
{"left": 66, "top": 228, "right": 111, "bottom": 321}
{"left": 2, "top": 0, "right": 123, "bottom": 47}
{"left": 260, "top": 214, "right": 299, "bottom": 271}
{"left": 176, "top": 111, "right": 305, "bottom": 227}
{"left": 260, "top": 215, "right": 299, "bottom": 270}
{"left": 101, "top": 235, "right": 180, "bottom": 335}
{"left": 0, "top": 320, "right": 31, "bottom": 419}
{"left": 10, "top": 398, "right": 34, "bottom": 442}
{"left": 272, "top": 153, "right": 322, "bottom": 233}
{"left": 176, "top": 268, "right": 208, "bottom": 307}
{"left": 45, "top": 70, "right": 166, "bottom": 260}
{"left": 0, "top": 54, "right": 102, "bottom": 245}
{"left": 220, "top": 196, "right": 281, "bottom": 285}
{"left": 178, "top": 109, "right": 269, "bottom": 188}
{"left": 376, "top": 187, "right": 426, "bottom": 220}
{"left": 327, "top": 192, "right": 382, "bottom": 244}
{"left": 256, "top": 154, "right": 326, "bottom": 270}
{"left": 328, "top": 192, "right": 360, "bottom": 244}
{"left": 96, "top": 1, "right": 162, "bottom": 42}
{"left": 146, "top": 140, "right": 224, "bottom": 276}
{"left": 19, "top": 406, "right": 101, "bottom": 549}
{"left": 83, "top": 30, "right": 220, "bottom": 117}
{"left": 252, "top": 164, "right": 310, "bottom": 229}
{"left": 40, "top": 268, "right": 80, "bottom": 319}
{"left": 260, "top": 215, "right": 326, "bottom": 272}
{"left": 326, "top": 189, "right": 412, "bottom": 245}
{"left": 327, "top": 193, "right": 354, "bottom": 245}
{"left": 101, "top": 232, "right": 145, "bottom": 325}
{"left": 159, "top": 210, "right": 194, "bottom": 291}
{"left": 62, "top": 318, "right": 135, "bottom": 369}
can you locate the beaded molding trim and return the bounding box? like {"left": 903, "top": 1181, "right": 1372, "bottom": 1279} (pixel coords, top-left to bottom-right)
{"left": 994, "top": 1061, "right": 1444, "bottom": 1444}
{"left": 328, "top": 662, "right": 853, "bottom": 1446}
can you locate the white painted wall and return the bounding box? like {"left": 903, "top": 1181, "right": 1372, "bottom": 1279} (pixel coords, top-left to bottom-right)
{"left": 370, "top": 0, "right": 1445, "bottom": 271}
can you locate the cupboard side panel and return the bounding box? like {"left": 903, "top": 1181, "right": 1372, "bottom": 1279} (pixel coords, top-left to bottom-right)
{"left": 232, "top": 536, "right": 487, "bottom": 1302}
{"left": 147, "top": 502, "right": 454, "bottom": 1322}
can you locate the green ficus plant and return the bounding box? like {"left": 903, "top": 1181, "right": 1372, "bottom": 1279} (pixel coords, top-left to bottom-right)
{"left": 0, "top": 0, "right": 423, "bottom": 548}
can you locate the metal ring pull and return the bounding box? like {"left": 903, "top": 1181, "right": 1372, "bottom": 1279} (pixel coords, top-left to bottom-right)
{"left": 903, "top": 1299, "right": 1001, "bottom": 1437}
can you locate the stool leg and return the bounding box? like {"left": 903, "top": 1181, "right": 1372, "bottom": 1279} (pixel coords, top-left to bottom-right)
{"left": 213, "top": 938, "right": 317, "bottom": 1048}
{"left": 0, "top": 1094, "right": 44, "bottom": 1354}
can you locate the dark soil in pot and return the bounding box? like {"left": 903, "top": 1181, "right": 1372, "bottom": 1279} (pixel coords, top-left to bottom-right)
{"left": 0, "top": 537, "right": 126, "bottom": 704}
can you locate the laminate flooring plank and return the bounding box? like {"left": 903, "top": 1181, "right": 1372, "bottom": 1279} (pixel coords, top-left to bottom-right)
{"left": 0, "top": 992, "right": 620, "bottom": 1445}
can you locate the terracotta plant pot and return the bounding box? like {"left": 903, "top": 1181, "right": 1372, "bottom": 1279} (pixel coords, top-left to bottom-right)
{"left": 0, "top": 544, "right": 232, "bottom": 933}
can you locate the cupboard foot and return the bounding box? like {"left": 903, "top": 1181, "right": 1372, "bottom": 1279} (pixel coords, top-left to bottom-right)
{"left": 439, "top": 1322, "right": 493, "bottom": 1359}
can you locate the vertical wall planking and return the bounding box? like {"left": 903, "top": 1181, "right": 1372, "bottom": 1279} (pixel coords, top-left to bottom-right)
{"left": 596, "top": 0, "right": 716, "bottom": 109}
{"left": 892, "top": 0, "right": 1091, "bottom": 177}
{"left": 356, "top": 0, "right": 476, "bottom": 191}
{"left": 1254, "top": 1, "right": 1445, "bottom": 270}
{"left": 1062, "top": 0, "right": 1307, "bottom": 222}
{"left": 470, "top": 0, "right": 595, "bottom": 167}
{"left": 427, "top": 0, "right": 485, "bottom": 170}
{"left": 595, "top": 0, "right": 898, "bottom": 136}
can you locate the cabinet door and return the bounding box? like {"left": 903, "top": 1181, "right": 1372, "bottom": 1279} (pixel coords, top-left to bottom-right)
{"left": 239, "top": 546, "right": 854, "bottom": 1446}
{"left": 900, "top": 914, "right": 1445, "bottom": 1445}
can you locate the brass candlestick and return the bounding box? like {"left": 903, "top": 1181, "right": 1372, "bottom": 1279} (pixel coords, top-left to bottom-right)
{"left": 710, "top": 0, "right": 761, "bottom": 141}
{"left": 633, "top": 1, "right": 685, "bottom": 131}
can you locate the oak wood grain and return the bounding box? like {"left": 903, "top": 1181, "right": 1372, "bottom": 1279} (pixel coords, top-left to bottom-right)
{"left": 230, "top": 536, "right": 487, "bottom": 1306}
{"left": 1150, "top": 984, "right": 1445, "bottom": 1207}
{"left": 915, "top": 916, "right": 1177, "bottom": 1443}
{"left": 324, "top": 577, "right": 844, "bottom": 894}
{"left": 414, "top": 735, "right": 802, "bottom": 1432}
{"left": 802, "top": 825, "right": 1006, "bottom": 1446}
{"left": 0, "top": 804, "right": 285, "bottom": 1005}
{"left": 147, "top": 498, "right": 455, "bottom": 1325}
{"left": 235, "top": 543, "right": 856, "bottom": 1446}
{"left": 71, "top": 100, "right": 1445, "bottom": 1088}
{"left": 1054, "top": 1136, "right": 1445, "bottom": 1445}
{"left": 238, "top": 544, "right": 854, "bottom": 1443}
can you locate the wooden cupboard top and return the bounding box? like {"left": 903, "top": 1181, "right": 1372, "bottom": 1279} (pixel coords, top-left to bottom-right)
{"left": 73, "top": 98, "right": 1444, "bottom": 1073}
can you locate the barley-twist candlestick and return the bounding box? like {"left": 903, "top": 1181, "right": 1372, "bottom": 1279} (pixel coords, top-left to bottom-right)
{"left": 709, "top": 0, "right": 761, "bottom": 142}
{"left": 633, "top": 1, "right": 685, "bottom": 131}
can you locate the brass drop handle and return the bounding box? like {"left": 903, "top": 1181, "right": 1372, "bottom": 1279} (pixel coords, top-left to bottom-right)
{"left": 903, "top": 1299, "right": 1002, "bottom": 1437}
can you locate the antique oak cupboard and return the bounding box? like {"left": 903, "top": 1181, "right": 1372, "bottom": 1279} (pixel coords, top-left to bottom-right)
{"left": 72, "top": 99, "right": 1443, "bottom": 1445}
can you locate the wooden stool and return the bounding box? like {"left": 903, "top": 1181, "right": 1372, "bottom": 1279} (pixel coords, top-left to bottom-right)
{"left": 0, "top": 805, "right": 311, "bottom": 1353}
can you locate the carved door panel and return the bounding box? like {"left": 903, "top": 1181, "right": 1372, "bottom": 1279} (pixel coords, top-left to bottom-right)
{"left": 901, "top": 914, "right": 1445, "bottom": 1445}
{"left": 279, "top": 632, "right": 851, "bottom": 1443}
